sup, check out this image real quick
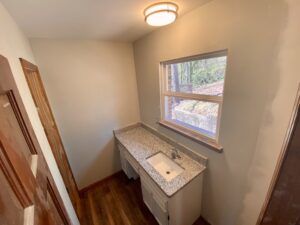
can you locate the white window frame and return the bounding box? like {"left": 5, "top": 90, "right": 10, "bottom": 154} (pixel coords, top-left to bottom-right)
{"left": 159, "top": 50, "right": 227, "bottom": 149}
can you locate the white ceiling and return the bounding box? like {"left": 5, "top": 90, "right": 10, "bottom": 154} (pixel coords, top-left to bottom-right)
{"left": 1, "top": 0, "right": 211, "bottom": 42}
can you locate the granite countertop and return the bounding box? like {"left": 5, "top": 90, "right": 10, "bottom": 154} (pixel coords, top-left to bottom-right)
{"left": 115, "top": 126, "right": 206, "bottom": 197}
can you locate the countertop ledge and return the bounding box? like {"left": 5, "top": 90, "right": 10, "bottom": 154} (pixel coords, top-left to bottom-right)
{"left": 114, "top": 123, "right": 207, "bottom": 197}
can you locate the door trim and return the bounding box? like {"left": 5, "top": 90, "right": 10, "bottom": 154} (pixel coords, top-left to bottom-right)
{"left": 46, "top": 177, "right": 71, "bottom": 225}
{"left": 256, "top": 83, "right": 300, "bottom": 224}
{"left": 19, "top": 58, "right": 79, "bottom": 192}
{"left": 19, "top": 58, "right": 82, "bottom": 219}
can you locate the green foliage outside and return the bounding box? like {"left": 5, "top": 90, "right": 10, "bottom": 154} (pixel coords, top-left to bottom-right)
{"left": 170, "top": 56, "right": 227, "bottom": 89}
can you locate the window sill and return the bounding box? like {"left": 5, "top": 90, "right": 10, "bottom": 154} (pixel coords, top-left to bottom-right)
{"left": 158, "top": 120, "right": 223, "bottom": 153}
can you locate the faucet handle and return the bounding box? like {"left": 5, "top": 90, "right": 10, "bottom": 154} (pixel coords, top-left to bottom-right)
{"left": 176, "top": 149, "right": 181, "bottom": 159}
{"left": 171, "top": 146, "right": 181, "bottom": 159}
{"left": 171, "top": 151, "right": 176, "bottom": 159}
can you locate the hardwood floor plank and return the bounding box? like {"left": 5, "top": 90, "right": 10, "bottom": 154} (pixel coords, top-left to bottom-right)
{"left": 88, "top": 192, "right": 101, "bottom": 225}
{"left": 108, "top": 175, "right": 148, "bottom": 225}
{"left": 92, "top": 186, "right": 113, "bottom": 225}
{"left": 108, "top": 184, "right": 133, "bottom": 225}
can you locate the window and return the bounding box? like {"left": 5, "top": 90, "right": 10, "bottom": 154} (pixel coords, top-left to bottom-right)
{"left": 159, "top": 50, "right": 227, "bottom": 149}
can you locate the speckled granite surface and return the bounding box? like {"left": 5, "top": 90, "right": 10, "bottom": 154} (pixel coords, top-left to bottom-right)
{"left": 115, "top": 126, "right": 206, "bottom": 197}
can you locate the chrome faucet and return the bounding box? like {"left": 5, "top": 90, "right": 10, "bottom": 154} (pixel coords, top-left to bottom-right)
{"left": 171, "top": 147, "right": 181, "bottom": 159}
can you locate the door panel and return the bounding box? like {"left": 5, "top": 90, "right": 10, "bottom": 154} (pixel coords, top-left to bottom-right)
{"left": 0, "top": 169, "right": 24, "bottom": 225}
{"left": 0, "top": 131, "right": 35, "bottom": 209}
{"left": 0, "top": 55, "right": 71, "bottom": 225}
{"left": 20, "top": 58, "right": 81, "bottom": 215}
{"left": 0, "top": 93, "right": 34, "bottom": 166}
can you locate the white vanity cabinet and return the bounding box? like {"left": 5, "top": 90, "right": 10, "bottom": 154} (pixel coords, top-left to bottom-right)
{"left": 140, "top": 169, "right": 203, "bottom": 225}
{"left": 117, "top": 143, "right": 204, "bottom": 225}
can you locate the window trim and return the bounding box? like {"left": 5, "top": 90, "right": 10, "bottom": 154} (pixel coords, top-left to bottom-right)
{"left": 158, "top": 120, "right": 223, "bottom": 152}
{"left": 159, "top": 50, "right": 227, "bottom": 151}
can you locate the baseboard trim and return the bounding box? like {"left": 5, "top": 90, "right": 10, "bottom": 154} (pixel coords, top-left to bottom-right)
{"left": 79, "top": 170, "right": 123, "bottom": 195}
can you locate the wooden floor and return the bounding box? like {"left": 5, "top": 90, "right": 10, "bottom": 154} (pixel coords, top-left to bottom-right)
{"left": 80, "top": 171, "right": 209, "bottom": 225}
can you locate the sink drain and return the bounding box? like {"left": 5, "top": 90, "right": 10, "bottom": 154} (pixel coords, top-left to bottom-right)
{"left": 166, "top": 171, "right": 170, "bottom": 174}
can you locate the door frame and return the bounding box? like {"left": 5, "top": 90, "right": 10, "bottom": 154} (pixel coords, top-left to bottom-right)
{"left": 19, "top": 58, "right": 80, "bottom": 205}
{"left": 256, "top": 83, "right": 300, "bottom": 224}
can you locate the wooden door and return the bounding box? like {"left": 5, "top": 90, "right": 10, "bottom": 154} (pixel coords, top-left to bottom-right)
{"left": 260, "top": 107, "right": 300, "bottom": 224}
{"left": 0, "top": 55, "right": 71, "bottom": 224}
{"left": 19, "top": 59, "right": 81, "bottom": 215}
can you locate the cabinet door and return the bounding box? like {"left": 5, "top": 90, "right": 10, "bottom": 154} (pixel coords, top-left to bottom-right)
{"left": 0, "top": 55, "right": 71, "bottom": 225}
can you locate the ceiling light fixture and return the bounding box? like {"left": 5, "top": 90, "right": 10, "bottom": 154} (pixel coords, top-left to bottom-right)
{"left": 144, "top": 2, "right": 178, "bottom": 27}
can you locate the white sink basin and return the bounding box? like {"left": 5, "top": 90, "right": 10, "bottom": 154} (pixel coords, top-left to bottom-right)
{"left": 147, "top": 152, "right": 184, "bottom": 182}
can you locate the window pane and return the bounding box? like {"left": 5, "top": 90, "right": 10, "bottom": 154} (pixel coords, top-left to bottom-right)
{"left": 167, "top": 56, "right": 227, "bottom": 96}
{"left": 165, "top": 96, "right": 219, "bottom": 138}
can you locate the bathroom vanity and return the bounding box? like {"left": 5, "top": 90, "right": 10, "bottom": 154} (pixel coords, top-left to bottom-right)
{"left": 114, "top": 124, "right": 207, "bottom": 225}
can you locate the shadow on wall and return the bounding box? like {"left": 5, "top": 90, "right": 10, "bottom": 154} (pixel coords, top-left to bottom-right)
{"left": 145, "top": 1, "right": 290, "bottom": 224}
{"left": 238, "top": 1, "right": 298, "bottom": 225}
{"left": 203, "top": 1, "right": 289, "bottom": 223}
{"left": 78, "top": 138, "right": 121, "bottom": 189}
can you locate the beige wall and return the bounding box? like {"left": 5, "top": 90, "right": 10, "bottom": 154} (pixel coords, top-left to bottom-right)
{"left": 0, "top": 3, "right": 79, "bottom": 224}
{"left": 237, "top": 0, "right": 300, "bottom": 224}
{"left": 30, "top": 39, "right": 140, "bottom": 189}
{"left": 133, "top": 0, "right": 299, "bottom": 224}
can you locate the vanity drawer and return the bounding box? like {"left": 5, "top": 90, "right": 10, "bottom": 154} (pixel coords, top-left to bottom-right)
{"left": 140, "top": 169, "right": 168, "bottom": 212}
{"left": 141, "top": 182, "right": 154, "bottom": 213}
{"left": 153, "top": 199, "right": 169, "bottom": 225}
{"left": 119, "top": 148, "right": 128, "bottom": 176}
{"left": 141, "top": 170, "right": 169, "bottom": 225}
{"left": 123, "top": 149, "right": 140, "bottom": 173}
{"left": 117, "top": 143, "right": 126, "bottom": 152}
{"left": 118, "top": 144, "right": 138, "bottom": 179}
{"left": 142, "top": 182, "right": 168, "bottom": 225}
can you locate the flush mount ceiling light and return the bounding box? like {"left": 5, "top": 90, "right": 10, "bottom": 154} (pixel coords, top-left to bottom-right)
{"left": 144, "top": 2, "right": 178, "bottom": 27}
